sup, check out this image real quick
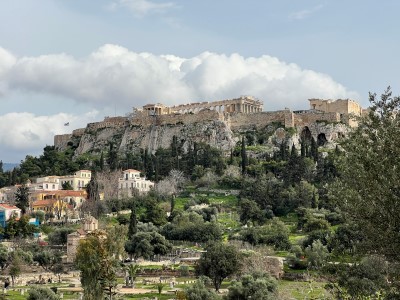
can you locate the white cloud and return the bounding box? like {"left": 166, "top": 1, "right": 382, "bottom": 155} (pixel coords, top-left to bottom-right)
{"left": 108, "top": 0, "right": 176, "bottom": 17}
{"left": 0, "top": 44, "right": 360, "bottom": 162}
{"left": 0, "top": 111, "right": 98, "bottom": 162}
{"left": 0, "top": 47, "right": 16, "bottom": 96}
{"left": 0, "top": 44, "right": 358, "bottom": 113}
{"left": 289, "top": 4, "right": 324, "bottom": 20}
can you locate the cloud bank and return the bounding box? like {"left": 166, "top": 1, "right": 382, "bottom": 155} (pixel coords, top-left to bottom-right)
{"left": 0, "top": 44, "right": 358, "bottom": 161}
{"left": 0, "top": 44, "right": 358, "bottom": 112}
{"left": 0, "top": 111, "right": 98, "bottom": 162}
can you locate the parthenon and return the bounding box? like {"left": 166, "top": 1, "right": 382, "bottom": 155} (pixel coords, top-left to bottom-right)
{"left": 140, "top": 96, "right": 263, "bottom": 116}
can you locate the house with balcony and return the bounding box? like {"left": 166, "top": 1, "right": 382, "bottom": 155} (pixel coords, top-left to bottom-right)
{"left": 32, "top": 175, "right": 61, "bottom": 191}
{"left": 118, "top": 169, "right": 154, "bottom": 198}
{"left": 59, "top": 170, "right": 92, "bottom": 191}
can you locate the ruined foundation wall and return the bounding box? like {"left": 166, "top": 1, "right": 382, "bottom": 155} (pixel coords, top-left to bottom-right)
{"left": 130, "top": 109, "right": 224, "bottom": 127}
{"left": 293, "top": 112, "right": 341, "bottom": 127}
{"left": 229, "top": 111, "right": 288, "bottom": 131}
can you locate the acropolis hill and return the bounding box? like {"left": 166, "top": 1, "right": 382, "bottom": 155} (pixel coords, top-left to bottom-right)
{"left": 54, "top": 96, "right": 365, "bottom": 156}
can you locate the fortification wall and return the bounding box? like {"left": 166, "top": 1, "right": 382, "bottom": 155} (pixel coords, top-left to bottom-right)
{"left": 293, "top": 111, "right": 341, "bottom": 127}
{"left": 228, "top": 109, "right": 345, "bottom": 132}
{"left": 130, "top": 109, "right": 224, "bottom": 126}
{"left": 72, "top": 128, "right": 85, "bottom": 136}
{"left": 87, "top": 116, "right": 129, "bottom": 130}
{"left": 229, "top": 111, "right": 288, "bottom": 131}
{"left": 54, "top": 134, "right": 72, "bottom": 150}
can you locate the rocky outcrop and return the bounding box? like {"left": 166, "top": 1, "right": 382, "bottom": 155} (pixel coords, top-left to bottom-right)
{"left": 55, "top": 110, "right": 349, "bottom": 157}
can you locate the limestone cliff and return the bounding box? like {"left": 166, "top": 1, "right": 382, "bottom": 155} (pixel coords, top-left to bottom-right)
{"left": 55, "top": 109, "right": 349, "bottom": 157}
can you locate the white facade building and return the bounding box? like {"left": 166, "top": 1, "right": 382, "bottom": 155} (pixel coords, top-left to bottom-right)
{"left": 34, "top": 176, "right": 60, "bottom": 190}
{"left": 59, "top": 170, "right": 92, "bottom": 191}
{"left": 118, "top": 169, "right": 154, "bottom": 197}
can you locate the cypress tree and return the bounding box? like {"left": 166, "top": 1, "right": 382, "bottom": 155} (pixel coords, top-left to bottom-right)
{"left": 300, "top": 140, "right": 306, "bottom": 157}
{"left": 128, "top": 201, "right": 138, "bottom": 237}
{"left": 241, "top": 136, "right": 247, "bottom": 175}
{"left": 310, "top": 137, "right": 318, "bottom": 161}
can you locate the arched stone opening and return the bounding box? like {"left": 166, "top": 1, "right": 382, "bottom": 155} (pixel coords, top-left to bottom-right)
{"left": 300, "top": 126, "right": 312, "bottom": 144}
{"left": 317, "top": 133, "right": 328, "bottom": 146}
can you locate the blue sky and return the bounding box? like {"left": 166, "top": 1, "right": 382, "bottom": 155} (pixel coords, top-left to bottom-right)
{"left": 1, "top": 0, "right": 400, "bottom": 162}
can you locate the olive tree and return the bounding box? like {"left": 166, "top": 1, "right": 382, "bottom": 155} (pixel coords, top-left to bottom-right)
{"left": 196, "top": 242, "right": 240, "bottom": 292}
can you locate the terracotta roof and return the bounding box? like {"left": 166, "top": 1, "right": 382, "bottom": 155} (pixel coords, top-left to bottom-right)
{"left": 30, "top": 190, "right": 86, "bottom": 197}
{"left": 0, "top": 204, "right": 20, "bottom": 210}
{"left": 32, "top": 199, "right": 56, "bottom": 206}
{"left": 123, "top": 169, "right": 141, "bottom": 172}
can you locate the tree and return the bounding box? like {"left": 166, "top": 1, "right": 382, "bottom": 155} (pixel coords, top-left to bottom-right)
{"left": 48, "top": 227, "right": 75, "bottom": 247}
{"left": 125, "top": 264, "right": 140, "bottom": 288}
{"left": 15, "top": 184, "right": 29, "bottom": 214}
{"left": 196, "top": 242, "right": 240, "bottom": 291}
{"left": 0, "top": 244, "right": 9, "bottom": 270}
{"left": 335, "top": 87, "right": 400, "bottom": 263}
{"left": 225, "top": 272, "right": 277, "bottom": 300}
{"left": 61, "top": 181, "right": 73, "bottom": 190}
{"left": 27, "top": 287, "right": 60, "bottom": 300}
{"left": 8, "top": 254, "right": 21, "bottom": 286}
{"left": 105, "top": 224, "right": 128, "bottom": 260}
{"left": 327, "top": 255, "right": 391, "bottom": 299}
{"left": 125, "top": 231, "right": 172, "bottom": 261}
{"left": 238, "top": 198, "right": 266, "bottom": 225}
{"left": 241, "top": 136, "right": 247, "bottom": 175}
{"left": 184, "top": 277, "right": 220, "bottom": 300}
{"left": 75, "top": 231, "right": 119, "bottom": 300}
{"left": 161, "top": 211, "right": 222, "bottom": 242}
{"left": 33, "top": 250, "right": 63, "bottom": 274}
{"left": 305, "top": 240, "right": 329, "bottom": 270}
{"left": 140, "top": 198, "right": 167, "bottom": 226}
{"left": 3, "top": 215, "right": 36, "bottom": 239}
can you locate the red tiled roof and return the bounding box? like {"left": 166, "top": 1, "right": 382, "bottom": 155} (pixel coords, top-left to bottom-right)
{"left": 0, "top": 204, "right": 20, "bottom": 210}
{"left": 32, "top": 199, "right": 56, "bottom": 206}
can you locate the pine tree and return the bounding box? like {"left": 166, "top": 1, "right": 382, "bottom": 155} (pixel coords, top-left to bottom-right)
{"left": 15, "top": 185, "right": 30, "bottom": 215}
{"left": 336, "top": 87, "right": 400, "bottom": 263}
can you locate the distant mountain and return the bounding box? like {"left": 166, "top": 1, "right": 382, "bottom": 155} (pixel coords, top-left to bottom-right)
{"left": 2, "top": 163, "right": 19, "bottom": 171}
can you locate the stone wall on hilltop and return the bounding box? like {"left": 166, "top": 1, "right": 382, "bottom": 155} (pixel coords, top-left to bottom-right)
{"left": 54, "top": 100, "right": 356, "bottom": 157}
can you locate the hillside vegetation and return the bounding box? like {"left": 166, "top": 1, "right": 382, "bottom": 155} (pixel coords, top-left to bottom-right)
{"left": 0, "top": 88, "right": 399, "bottom": 299}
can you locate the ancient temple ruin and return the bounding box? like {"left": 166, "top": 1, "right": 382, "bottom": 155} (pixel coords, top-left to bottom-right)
{"left": 140, "top": 96, "right": 263, "bottom": 116}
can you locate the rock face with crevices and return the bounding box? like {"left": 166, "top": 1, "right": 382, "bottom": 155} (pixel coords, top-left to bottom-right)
{"left": 54, "top": 108, "right": 349, "bottom": 157}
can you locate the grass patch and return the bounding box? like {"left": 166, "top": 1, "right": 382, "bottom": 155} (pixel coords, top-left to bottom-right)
{"left": 174, "top": 197, "right": 191, "bottom": 210}
{"left": 124, "top": 293, "right": 173, "bottom": 299}
{"left": 278, "top": 279, "right": 332, "bottom": 299}
{"left": 208, "top": 195, "right": 238, "bottom": 208}
{"left": 289, "top": 234, "right": 306, "bottom": 245}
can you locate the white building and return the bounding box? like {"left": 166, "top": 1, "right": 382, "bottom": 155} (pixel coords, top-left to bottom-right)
{"left": 0, "top": 204, "right": 21, "bottom": 227}
{"left": 59, "top": 170, "right": 92, "bottom": 191}
{"left": 118, "top": 169, "right": 154, "bottom": 197}
{"left": 29, "top": 176, "right": 61, "bottom": 191}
